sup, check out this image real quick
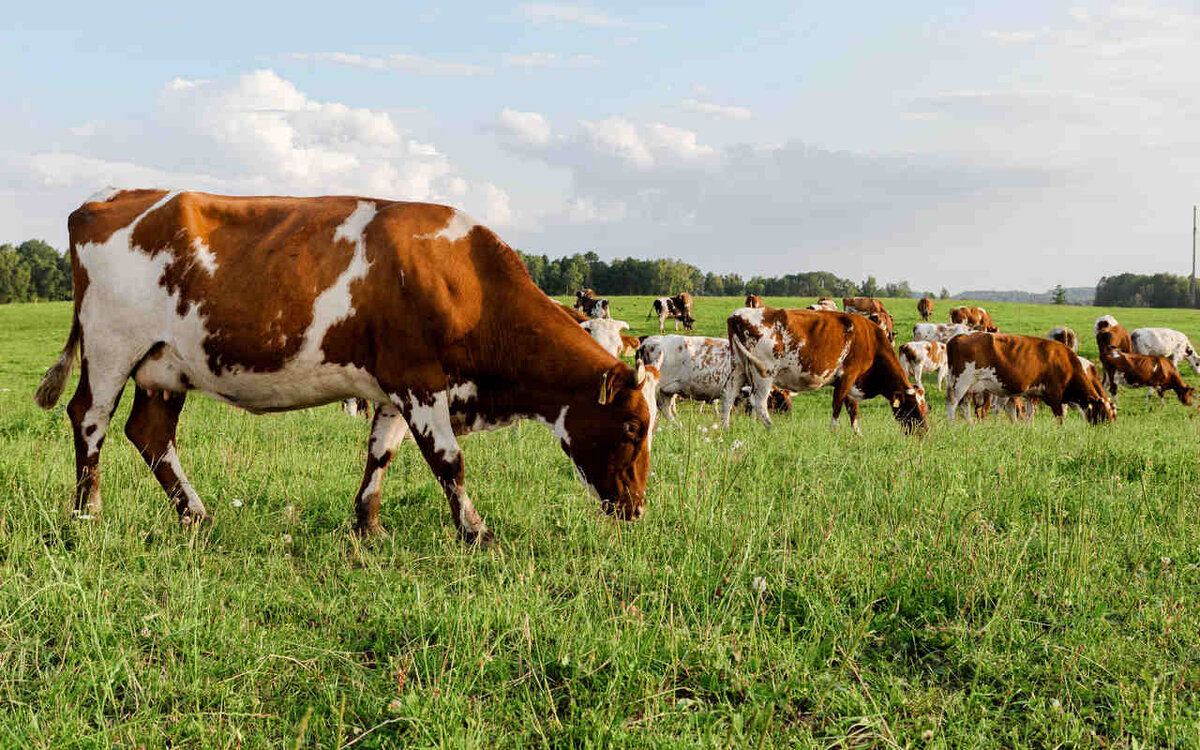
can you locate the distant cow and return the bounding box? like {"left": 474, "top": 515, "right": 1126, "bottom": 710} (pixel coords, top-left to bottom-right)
{"left": 1099, "top": 347, "right": 1194, "bottom": 406}
{"left": 1130, "top": 328, "right": 1200, "bottom": 373}
{"left": 949, "top": 306, "right": 997, "bottom": 332}
{"left": 574, "top": 289, "right": 610, "bottom": 319}
{"left": 581, "top": 318, "right": 631, "bottom": 358}
{"left": 912, "top": 323, "right": 971, "bottom": 343}
{"left": 647, "top": 293, "right": 695, "bottom": 333}
{"left": 842, "top": 297, "right": 886, "bottom": 316}
{"left": 807, "top": 297, "right": 837, "bottom": 312}
{"left": 1047, "top": 327, "right": 1078, "bottom": 352}
{"left": 36, "top": 189, "right": 659, "bottom": 544}
{"left": 945, "top": 332, "right": 1114, "bottom": 424}
{"left": 724, "top": 307, "right": 928, "bottom": 434}
{"left": 637, "top": 335, "right": 734, "bottom": 422}
{"left": 917, "top": 297, "right": 934, "bottom": 321}
{"left": 1094, "top": 315, "right": 1131, "bottom": 352}
{"left": 866, "top": 309, "right": 896, "bottom": 343}
{"left": 898, "top": 340, "right": 948, "bottom": 392}
{"left": 745, "top": 294, "right": 765, "bottom": 308}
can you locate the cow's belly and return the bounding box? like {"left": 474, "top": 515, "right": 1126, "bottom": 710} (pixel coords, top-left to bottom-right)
{"left": 133, "top": 342, "right": 387, "bottom": 413}
{"left": 774, "top": 365, "right": 834, "bottom": 393}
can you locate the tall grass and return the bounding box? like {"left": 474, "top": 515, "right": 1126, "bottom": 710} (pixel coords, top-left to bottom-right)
{"left": 0, "top": 298, "right": 1197, "bottom": 747}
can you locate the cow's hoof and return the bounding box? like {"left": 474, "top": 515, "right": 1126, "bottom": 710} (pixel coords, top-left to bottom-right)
{"left": 180, "top": 509, "right": 212, "bottom": 529}
{"left": 353, "top": 521, "right": 388, "bottom": 539}
{"left": 462, "top": 527, "right": 495, "bottom": 550}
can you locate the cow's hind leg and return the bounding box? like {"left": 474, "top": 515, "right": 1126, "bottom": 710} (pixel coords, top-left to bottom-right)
{"left": 399, "top": 391, "right": 492, "bottom": 547}
{"left": 66, "top": 352, "right": 138, "bottom": 517}
{"left": 124, "top": 388, "right": 209, "bottom": 525}
{"left": 353, "top": 404, "right": 410, "bottom": 537}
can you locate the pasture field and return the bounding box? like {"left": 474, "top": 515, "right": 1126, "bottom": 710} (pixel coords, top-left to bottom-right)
{"left": 1, "top": 296, "right": 1199, "bottom": 748}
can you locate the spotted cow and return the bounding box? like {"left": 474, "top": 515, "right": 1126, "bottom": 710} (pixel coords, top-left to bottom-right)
{"left": 723, "top": 307, "right": 928, "bottom": 434}
{"left": 35, "top": 189, "right": 659, "bottom": 545}
{"left": 1130, "top": 328, "right": 1200, "bottom": 373}
{"left": 898, "top": 340, "right": 948, "bottom": 392}
{"left": 806, "top": 297, "right": 837, "bottom": 312}
{"left": 647, "top": 293, "right": 695, "bottom": 334}
{"left": 912, "top": 322, "right": 971, "bottom": 343}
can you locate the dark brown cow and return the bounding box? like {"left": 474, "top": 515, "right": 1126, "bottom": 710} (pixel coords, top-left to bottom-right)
{"left": 723, "top": 307, "right": 928, "bottom": 434}
{"left": 949, "top": 306, "right": 997, "bottom": 332}
{"left": 745, "top": 294, "right": 764, "bottom": 308}
{"left": 842, "top": 296, "right": 887, "bottom": 316}
{"left": 945, "top": 332, "right": 1114, "bottom": 424}
{"left": 35, "top": 189, "right": 659, "bottom": 545}
{"left": 917, "top": 297, "right": 934, "bottom": 321}
{"left": 1098, "top": 347, "right": 1194, "bottom": 406}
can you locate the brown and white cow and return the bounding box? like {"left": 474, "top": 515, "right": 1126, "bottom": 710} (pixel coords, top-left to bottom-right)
{"left": 574, "top": 289, "right": 610, "bottom": 319}
{"left": 1130, "top": 328, "right": 1200, "bottom": 373}
{"left": 723, "top": 307, "right": 928, "bottom": 434}
{"left": 1094, "top": 315, "right": 1132, "bottom": 352}
{"left": 898, "top": 340, "right": 948, "bottom": 392}
{"left": 917, "top": 297, "right": 934, "bottom": 321}
{"left": 865, "top": 309, "right": 896, "bottom": 343}
{"left": 35, "top": 189, "right": 659, "bottom": 545}
{"left": 745, "top": 294, "right": 765, "bottom": 308}
{"left": 842, "top": 296, "right": 886, "bottom": 316}
{"left": 806, "top": 297, "right": 837, "bottom": 312}
{"left": 912, "top": 322, "right": 971, "bottom": 343}
{"left": 647, "top": 293, "right": 695, "bottom": 333}
{"left": 945, "top": 332, "right": 1114, "bottom": 424}
{"left": 949, "top": 306, "right": 997, "bottom": 332}
{"left": 1098, "top": 347, "right": 1194, "bottom": 406}
{"left": 1047, "top": 326, "right": 1078, "bottom": 352}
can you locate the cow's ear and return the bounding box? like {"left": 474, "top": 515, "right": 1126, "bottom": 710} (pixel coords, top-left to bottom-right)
{"left": 633, "top": 360, "right": 647, "bottom": 387}
{"left": 598, "top": 369, "right": 611, "bottom": 404}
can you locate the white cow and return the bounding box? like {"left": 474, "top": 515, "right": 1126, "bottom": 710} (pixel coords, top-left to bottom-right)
{"left": 580, "top": 318, "right": 630, "bottom": 357}
{"left": 637, "top": 335, "right": 732, "bottom": 422}
{"left": 898, "top": 340, "right": 948, "bottom": 392}
{"left": 911, "top": 322, "right": 971, "bottom": 343}
{"left": 1130, "top": 328, "right": 1200, "bottom": 373}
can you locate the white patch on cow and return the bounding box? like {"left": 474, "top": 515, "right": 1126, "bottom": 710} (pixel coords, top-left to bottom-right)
{"left": 448, "top": 380, "right": 478, "bottom": 404}
{"left": 574, "top": 466, "right": 601, "bottom": 498}
{"left": 580, "top": 318, "right": 630, "bottom": 357}
{"left": 534, "top": 406, "right": 571, "bottom": 447}
{"left": 191, "top": 236, "right": 218, "bottom": 275}
{"left": 404, "top": 390, "right": 459, "bottom": 462}
{"left": 417, "top": 209, "right": 476, "bottom": 243}
{"left": 370, "top": 406, "right": 410, "bottom": 459}
{"left": 362, "top": 466, "right": 385, "bottom": 498}
{"left": 160, "top": 444, "right": 208, "bottom": 517}
{"left": 86, "top": 186, "right": 123, "bottom": 204}
{"left": 301, "top": 201, "right": 377, "bottom": 360}
{"left": 1094, "top": 315, "right": 1118, "bottom": 335}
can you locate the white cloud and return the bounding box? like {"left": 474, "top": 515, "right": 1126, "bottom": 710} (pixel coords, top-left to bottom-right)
{"left": 519, "top": 4, "right": 664, "bottom": 30}
{"left": 579, "top": 117, "right": 654, "bottom": 167}
{"left": 67, "top": 122, "right": 97, "bottom": 137}
{"left": 504, "top": 52, "right": 602, "bottom": 68}
{"left": 484, "top": 183, "right": 513, "bottom": 226}
{"left": 680, "top": 98, "right": 752, "bottom": 120}
{"left": 289, "top": 51, "right": 492, "bottom": 76}
{"left": 499, "top": 108, "right": 553, "bottom": 146}
{"left": 643, "top": 123, "right": 715, "bottom": 161}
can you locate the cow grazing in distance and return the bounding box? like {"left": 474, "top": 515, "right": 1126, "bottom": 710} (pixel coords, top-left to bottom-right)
{"left": 866, "top": 309, "right": 896, "bottom": 343}
{"left": 898, "top": 340, "right": 948, "bottom": 392}
{"left": 1130, "top": 328, "right": 1200, "bottom": 373}
{"left": 917, "top": 297, "right": 934, "bottom": 321}
{"left": 574, "top": 289, "right": 610, "bottom": 319}
{"left": 945, "top": 332, "right": 1114, "bottom": 425}
{"left": 1099, "top": 348, "right": 1194, "bottom": 406}
{"left": 949, "top": 306, "right": 997, "bottom": 332}
{"left": 807, "top": 297, "right": 837, "bottom": 312}
{"left": 1047, "top": 327, "right": 1078, "bottom": 352}
{"left": 912, "top": 322, "right": 971, "bottom": 344}
{"left": 580, "top": 318, "right": 631, "bottom": 358}
{"left": 1094, "top": 316, "right": 1131, "bottom": 352}
{"left": 842, "top": 297, "right": 887, "bottom": 316}
{"left": 647, "top": 293, "right": 695, "bottom": 333}
{"left": 745, "top": 294, "right": 765, "bottom": 308}
{"left": 724, "top": 307, "right": 928, "bottom": 434}
{"left": 35, "top": 189, "right": 660, "bottom": 545}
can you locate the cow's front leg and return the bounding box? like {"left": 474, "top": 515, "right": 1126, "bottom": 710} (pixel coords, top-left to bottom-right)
{"left": 353, "top": 404, "right": 410, "bottom": 537}
{"left": 845, "top": 399, "right": 862, "bottom": 436}
{"left": 399, "top": 390, "right": 493, "bottom": 548}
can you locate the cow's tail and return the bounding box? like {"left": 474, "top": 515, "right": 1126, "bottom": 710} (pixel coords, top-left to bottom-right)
{"left": 731, "top": 336, "right": 771, "bottom": 379}
{"left": 34, "top": 315, "right": 80, "bottom": 409}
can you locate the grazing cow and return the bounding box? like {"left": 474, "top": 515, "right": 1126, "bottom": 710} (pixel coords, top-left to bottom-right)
{"left": 917, "top": 297, "right": 934, "bottom": 321}
{"left": 1130, "top": 328, "right": 1200, "bottom": 373}
{"left": 723, "top": 307, "right": 928, "bottom": 434}
{"left": 898, "top": 341, "right": 948, "bottom": 392}
{"left": 806, "top": 297, "right": 837, "bottom": 312}
{"left": 912, "top": 322, "right": 971, "bottom": 343}
{"left": 35, "top": 189, "right": 660, "bottom": 545}
{"left": 1047, "top": 327, "right": 1078, "bottom": 352}
{"left": 580, "top": 318, "right": 631, "bottom": 358}
{"left": 1094, "top": 316, "right": 1131, "bottom": 351}
{"left": 945, "top": 332, "right": 1114, "bottom": 424}
{"left": 865, "top": 309, "right": 896, "bottom": 343}
{"left": 1099, "top": 348, "right": 1194, "bottom": 406}
{"left": 573, "top": 289, "right": 610, "bottom": 319}
{"left": 949, "top": 306, "right": 997, "bottom": 332}
{"left": 842, "top": 297, "right": 887, "bottom": 316}
{"left": 745, "top": 294, "right": 765, "bottom": 308}
{"left": 647, "top": 294, "right": 695, "bottom": 333}
{"left": 637, "top": 335, "right": 790, "bottom": 422}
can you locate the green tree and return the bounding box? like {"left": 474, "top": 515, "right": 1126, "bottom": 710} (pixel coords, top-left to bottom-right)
{"left": 939, "top": 287, "right": 950, "bottom": 300}
{"left": 1052, "top": 284, "right": 1067, "bottom": 305}
{"left": 861, "top": 276, "right": 880, "bottom": 297}
{"left": 0, "top": 244, "right": 33, "bottom": 303}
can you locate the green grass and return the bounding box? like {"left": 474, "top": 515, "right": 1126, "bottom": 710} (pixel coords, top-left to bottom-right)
{"left": 1, "top": 297, "right": 1198, "bottom": 748}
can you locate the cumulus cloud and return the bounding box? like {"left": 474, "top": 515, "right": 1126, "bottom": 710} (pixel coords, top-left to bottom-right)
{"left": 289, "top": 51, "right": 492, "bottom": 76}
{"left": 498, "top": 108, "right": 553, "bottom": 145}
{"left": 680, "top": 98, "right": 752, "bottom": 120}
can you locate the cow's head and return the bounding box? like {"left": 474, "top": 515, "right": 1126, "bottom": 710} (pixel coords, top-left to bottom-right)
{"left": 891, "top": 387, "right": 929, "bottom": 435}
{"left": 1083, "top": 395, "right": 1117, "bottom": 424}
{"left": 680, "top": 314, "right": 696, "bottom": 331}
{"left": 1179, "top": 385, "right": 1194, "bottom": 406}
{"left": 1185, "top": 346, "right": 1200, "bottom": 373}
{"left": 562, "top": 360, "right": 657, "bottom": 521}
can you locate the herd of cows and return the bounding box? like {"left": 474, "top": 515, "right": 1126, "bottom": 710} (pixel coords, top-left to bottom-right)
{"left": 30, "top": 191, "right": 1200, "bottom": 544}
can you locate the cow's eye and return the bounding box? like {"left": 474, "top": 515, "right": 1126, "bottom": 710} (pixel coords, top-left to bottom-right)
{"left": 623, "top": 420, "right": 641, "bottom": 439}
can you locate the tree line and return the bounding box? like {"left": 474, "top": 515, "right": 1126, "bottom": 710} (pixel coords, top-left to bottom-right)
{"left": 0, "top": 240, "right": 72, "bottom": 303}
{"left": 1094, "top": 272, "right": 1196, "bottom": 309}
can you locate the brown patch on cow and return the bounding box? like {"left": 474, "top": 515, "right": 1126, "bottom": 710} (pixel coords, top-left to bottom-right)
{"left": 68, "top": 190, "right": 169, "bottom": 246}
{"left": 1100, "top": 348, "right": 1193, "bottom": 405}
{"left": 1096, "top": 325, "right": 1132, "bottom": 354}
{"left": 950, "top": 306, "right": 997, "bottom": 332}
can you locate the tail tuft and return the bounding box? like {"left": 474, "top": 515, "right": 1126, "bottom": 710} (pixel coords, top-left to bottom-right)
{"left": 34, "top": 318, "right": 80, "bottom": 409}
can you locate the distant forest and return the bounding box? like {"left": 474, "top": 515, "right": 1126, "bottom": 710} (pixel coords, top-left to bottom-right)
{"left": 1, "top": 239, "right": 1195, "bottom": 309}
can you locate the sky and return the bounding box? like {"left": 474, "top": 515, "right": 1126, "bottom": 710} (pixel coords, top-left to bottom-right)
{"left": 1, "top": 1, "right": 1198, "bottom": 293}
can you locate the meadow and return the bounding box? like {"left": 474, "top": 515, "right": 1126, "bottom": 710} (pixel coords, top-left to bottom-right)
{"left": 1, "top": 296, "right": 1198, "bottom": 748}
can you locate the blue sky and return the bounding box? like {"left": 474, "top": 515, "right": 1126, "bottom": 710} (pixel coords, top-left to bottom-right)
{"left": 2, "top": 1, "right": 1197, "bottom": 291}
